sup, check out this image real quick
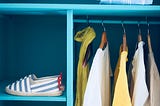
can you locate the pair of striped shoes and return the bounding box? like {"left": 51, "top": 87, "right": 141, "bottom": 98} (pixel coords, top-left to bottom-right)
{"left": 5, "top": 73, "right": 64, "bottom": 96}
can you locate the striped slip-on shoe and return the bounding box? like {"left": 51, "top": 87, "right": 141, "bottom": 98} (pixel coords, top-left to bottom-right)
{"left": 5, "top": 73, "right": 63, "bottom": 96}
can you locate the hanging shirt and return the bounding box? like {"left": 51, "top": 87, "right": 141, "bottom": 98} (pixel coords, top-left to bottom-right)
{"left": 74, "top": 26, "right": 96, "bottom": 106}
{"left": 112, "top": 46, "right": 132, "bottom": 106}
{"left": 131, "top": 41, "right": 149, "bottom": 106}
{"left": 147, "top": 36, "right": 160, "bottom": 106}
{"left": 128, "top": 59, "right": 134, "bottom": 98}
{"left": 83, "top": 44, "right": 112, "bottom": 106}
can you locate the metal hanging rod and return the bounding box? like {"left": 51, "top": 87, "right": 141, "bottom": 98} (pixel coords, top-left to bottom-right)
{"left": 74, "top": 19, "right": 160, "bottom": 24}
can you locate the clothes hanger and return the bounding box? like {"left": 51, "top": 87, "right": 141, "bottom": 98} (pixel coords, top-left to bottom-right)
{"left": 86, "top": 15, "right": 90, "bottom": 26}
{"left": 99, "top": 20, "right": 107, "bottom": 49}
{"left": 122, "top": 22, "right": 127, "bottom": 51}
{"left": 146, "top": 16, "right": 152, "bottom": 52}
{"left": 147, "top": 23, "right": 152, "bottom": 52}
{"left": 138, "top": 23, "right": 142, "bottom": 42}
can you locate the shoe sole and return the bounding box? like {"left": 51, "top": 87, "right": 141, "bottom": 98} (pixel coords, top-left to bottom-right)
{"left": 5, "top": 87, "right": 62, "bottom": 96}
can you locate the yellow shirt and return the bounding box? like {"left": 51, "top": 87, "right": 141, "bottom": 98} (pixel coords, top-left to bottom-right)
{"left": 74, "top": 26, "right": 96, "bottom": 106}
{"left": 112, "top": 46, "right": 132, "bottom": 106}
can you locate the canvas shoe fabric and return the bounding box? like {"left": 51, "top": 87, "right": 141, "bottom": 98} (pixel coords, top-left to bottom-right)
{"left": 5, "top": 73, "right": 63, "bottom": 96}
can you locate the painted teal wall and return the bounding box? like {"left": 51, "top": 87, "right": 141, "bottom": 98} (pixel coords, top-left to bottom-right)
{"left": 0, "top": 15, "right": 160, "bottom": 106}
{"left": 1, "top": 15, "right": 66, "bottom": 81}
{"left": 0, "top": 16, "right": 5, "bottom": 80}
{"left": 0, "top": 15, "right": 67, "bottom": 106}
{"left": 73, "top": 18, "right": 160, "bottom": 106}
{"left": 0, "top": 2, "right": 159, "bottom": 106}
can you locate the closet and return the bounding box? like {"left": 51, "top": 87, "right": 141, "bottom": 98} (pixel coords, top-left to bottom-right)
{"left": 0, "top": 3, "right": 160, "bottom": 106}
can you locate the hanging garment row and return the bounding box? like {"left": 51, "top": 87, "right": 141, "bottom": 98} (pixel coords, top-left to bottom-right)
{"left": 74, "top": 23, "right": 160, "bottom": 106}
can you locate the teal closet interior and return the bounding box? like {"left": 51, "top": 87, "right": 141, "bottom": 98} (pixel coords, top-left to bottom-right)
{"left": 0, "top": 1, "right": 160, "bottom": 106}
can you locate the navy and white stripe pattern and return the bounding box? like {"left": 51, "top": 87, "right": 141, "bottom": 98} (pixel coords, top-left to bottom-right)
{"left": 31, "top": 79, "right": 59, "bottom": 93}
{"left": 6, "top": 74, "right": 62, "bottom": 93}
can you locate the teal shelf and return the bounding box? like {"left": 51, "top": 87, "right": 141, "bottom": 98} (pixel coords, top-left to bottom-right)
{"left": 0, "top": 81, "right": 66, "bottom": 101}
{"left": 72, "top": 4, "right": 160, "bottom": 16}
{"left": 0, "top": 3, "right": 159, "bottom": 106}
{"left": 0, "top": 3, "right": 159, "bottom": 16}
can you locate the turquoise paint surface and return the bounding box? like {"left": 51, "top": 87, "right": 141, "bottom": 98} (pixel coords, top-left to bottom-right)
{"left": 0, "top": 3, "right": 159, "bottom": 106}
{"left": 67, "top": 10, "right": 73, "bottom": 106}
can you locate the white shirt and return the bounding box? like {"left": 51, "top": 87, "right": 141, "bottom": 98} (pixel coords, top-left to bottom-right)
{"left": 132, "top": 41, "right": 149, "bottom": 106}
{"left": 148, "top": 49, "right": 160, "bottom": 106}
{"left": 83, "top": 45, "right": 112, "bottom": 106}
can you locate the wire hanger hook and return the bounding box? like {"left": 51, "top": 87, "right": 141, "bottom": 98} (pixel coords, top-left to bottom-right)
{"left": 86, "top": 15, "right": 90, "bottom": 26}
{"left": 138, "top": 22, "right": 141, "bottom": 34}
{"left": 102, "top": 20, "right": 106, "bottom": 32}
{"left": 146, "top": 17, "right": 150, "bottom": 35}
{"left": 147, "top": 23, "right": 150, "bottom": 34}
{"left": 122, "top": 21, "right": 126, "bottom": 34}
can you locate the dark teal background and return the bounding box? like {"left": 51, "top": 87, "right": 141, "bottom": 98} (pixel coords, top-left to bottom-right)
{"left": 0, "top": 15, "right": 67, "bottom": 81}
{"left": 0, "top": 1, "right": 160, "bottom": 106}
{"left": 74, "top": 16, "right": 160, "bottom": 106}
{"left": 0, "top": 15, "right": 67, "bottom": 106}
